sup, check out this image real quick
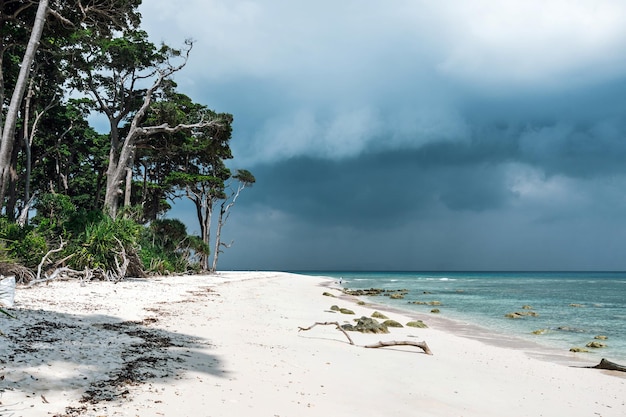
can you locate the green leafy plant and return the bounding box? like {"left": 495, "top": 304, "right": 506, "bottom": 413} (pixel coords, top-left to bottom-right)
{"left": 72, "top": 216, "right": 140, "bottom": 272}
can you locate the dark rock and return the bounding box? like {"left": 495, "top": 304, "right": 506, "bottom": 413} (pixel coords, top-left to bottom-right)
{"left": 371, "top": 311, "right": 388, "bottom": 319}
{"left": 341, "top": 316, "right": 389, "bottom": 334}
{"left": 570, "top": 347, "right": 590, "bottom": 353}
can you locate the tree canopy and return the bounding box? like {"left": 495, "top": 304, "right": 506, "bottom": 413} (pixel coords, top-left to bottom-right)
{"left": 0, "top": 1, "right": 253, "bottom": 280}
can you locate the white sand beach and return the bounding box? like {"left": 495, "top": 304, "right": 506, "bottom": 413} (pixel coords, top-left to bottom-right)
{"left": 1, "top": 271, "right": 624, "bottom": 416}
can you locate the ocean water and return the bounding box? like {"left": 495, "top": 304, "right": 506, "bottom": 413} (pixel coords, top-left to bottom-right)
{"left": 297, "top": 271, "right": 626, "bottom": 365}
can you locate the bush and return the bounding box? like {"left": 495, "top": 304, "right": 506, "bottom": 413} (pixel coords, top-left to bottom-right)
{"left": 71, "top": 216, "right": 140, "bottom": 271}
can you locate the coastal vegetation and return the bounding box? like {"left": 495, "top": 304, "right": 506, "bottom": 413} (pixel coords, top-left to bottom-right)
{"left": 0, "top": 1, "right": 253, "bottom": 283}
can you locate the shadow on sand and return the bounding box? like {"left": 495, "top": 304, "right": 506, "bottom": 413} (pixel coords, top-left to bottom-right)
{"left": 0, "top": 303, "right": 227, "bottom": 415}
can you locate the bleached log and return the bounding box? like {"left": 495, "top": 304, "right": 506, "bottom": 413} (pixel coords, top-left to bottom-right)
{"left": 298, "top": 322, "right": 434, "bottom": 355}
{"left": 364, "top": 340, "right": 433, "bottom": 355}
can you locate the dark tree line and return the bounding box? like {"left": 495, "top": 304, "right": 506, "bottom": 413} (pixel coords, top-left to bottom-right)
{"left": 0, "top": 1, "right": 254, "bottom": 280}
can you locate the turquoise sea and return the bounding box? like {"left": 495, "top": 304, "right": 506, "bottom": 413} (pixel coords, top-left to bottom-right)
{"left": 296, "top": 271, "right": 626, "bottom": 365}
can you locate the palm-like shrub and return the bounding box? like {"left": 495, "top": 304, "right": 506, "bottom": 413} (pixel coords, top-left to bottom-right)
{"left": 71, "top": 216, "right": 141, "bottom": 273}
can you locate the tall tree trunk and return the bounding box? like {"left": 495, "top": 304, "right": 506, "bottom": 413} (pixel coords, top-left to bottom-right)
{"left": 104, "top": 148, "right": 121, "bottom": 217}
{"left": 210, "top": 205, "right": 226, "bottom": 273}
{"left": 0, "top": 0, "right": 49, "bottom": 207}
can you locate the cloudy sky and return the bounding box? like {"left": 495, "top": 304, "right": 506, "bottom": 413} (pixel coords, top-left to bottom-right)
{"left": 139, "top": 0, "right": 626, "bottom": 271}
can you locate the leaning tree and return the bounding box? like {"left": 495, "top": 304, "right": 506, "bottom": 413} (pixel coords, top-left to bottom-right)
{"left": 67, "top": 30, "right": 228, "bottom": 217}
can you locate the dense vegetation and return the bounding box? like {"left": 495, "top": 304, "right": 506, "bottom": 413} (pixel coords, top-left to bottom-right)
{"left": 0, "top": 1, "right": 253, "bottom": 283}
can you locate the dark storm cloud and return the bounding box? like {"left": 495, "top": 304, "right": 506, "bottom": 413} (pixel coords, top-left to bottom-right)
{"left": 142, "top": 1, "right": 626, "bottom": 270}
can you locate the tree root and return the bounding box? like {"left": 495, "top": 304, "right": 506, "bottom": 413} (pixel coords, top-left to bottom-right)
{"left": 298, "top": 321, "right": 433, "bottom": 355}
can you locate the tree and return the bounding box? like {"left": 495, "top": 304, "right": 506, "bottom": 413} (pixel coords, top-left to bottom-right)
{"left": 210, "top": 169, "right": 255, "bottom": 272}
{"left": 165, "top": 113, "right": 234, "bottom": 270}
{"left": 0, "top": 0, "right": 50, "bottom": 206}
{"left": 0, "top": 0, "right": 142, "bottom": 211}
{"left": 69, "top": 31, "right": 227, "bottom": 217}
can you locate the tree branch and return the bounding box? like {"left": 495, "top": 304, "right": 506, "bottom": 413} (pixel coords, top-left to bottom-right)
{"left": 298, "top": 322, "right": 434, "bottom": 355}
{"left": 298, "top": 321, "right": 355, "bottom": 345}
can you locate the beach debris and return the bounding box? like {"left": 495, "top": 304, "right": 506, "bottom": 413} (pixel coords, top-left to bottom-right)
{"left": 594, "top": 335, "right": 608, "bottom": 340}
{"left": 584, "top": 358, "right": 626, "bottom": 372}
{"left": 364, "top": 340, "right": 432, "bottom": 355}
{"left": 382, "top": 319, "right": 403, "bottom": 328}
{"left": 569, "top": 303, "right": 584, "bottom": 308}
{"left": 406, "top": 320, "right": 428, "bottom": 328}
{"left": 505, "top": 311, "right": 539, "bottom": 319}
{"left": 371, "top": 311, "right": 388, "bottom": 319}
{"left": 330, "top": 305, "right": 340, "bottom": 311}
{"left": 343, "top": 316, "right": 389, "bottom": 334}
{"left": 430, "top": 309, "right": 440, "bottom": 314}
{"left": 585, "top": 341, "right": 607, "bottom": 349}
{"left": 532, "top": 329, "right": 548, "bottom": 335}
{"left": 389, "top": 293, "right": 405, "bottom": 299}
{"left": 298, "top": 321, "right": 433, "bottom": 355}
{"left": 322, "top": 292, "right": 335, "bottom": 297}
{"left": 0, "top": 275, "right": 16, "bottom": 308}
{"left": 522, "top": 305, "right": 533, "bottom": 310}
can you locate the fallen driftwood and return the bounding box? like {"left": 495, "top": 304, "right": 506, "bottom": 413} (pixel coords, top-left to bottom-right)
{"left": 364, "top": 340, "right": 432, "bottom": 355}
{"left": 298, "top": 321, "right": 433, "bottom": 355}
{"left": 298, "top": 321, "right": 355, "bottom": 345}
{"left": 583, "top": 358, "right": 626, "bottom": 372}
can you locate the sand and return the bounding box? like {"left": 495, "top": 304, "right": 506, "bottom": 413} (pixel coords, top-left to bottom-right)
{"left": 0, "top": 271, "right": 624, "bottom": 417}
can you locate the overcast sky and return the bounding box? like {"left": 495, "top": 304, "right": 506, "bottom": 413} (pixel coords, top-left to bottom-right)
{"left": 139, "top": 0, "right": 626, "bottom": 271}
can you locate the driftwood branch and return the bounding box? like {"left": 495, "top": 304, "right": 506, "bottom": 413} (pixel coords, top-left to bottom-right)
{"left": 298, "top": 322, "right": 433, "bottom": 355}
{"left": 298, "top": 321, "right": 355, "bottom": 345}
{"left": 32, "top": 239, "right": 66, "bottom": 283}
{"left": 582, "top": 358, "right": 626, "bottom": 373}
{"left": 28, "top": 267, "right": 85, "bottom": 286}
{"left": 364, "top": 340, "right": 433, "bottom": 355}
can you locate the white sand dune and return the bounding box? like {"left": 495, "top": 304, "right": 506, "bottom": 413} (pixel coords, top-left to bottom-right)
{"left": 0, "top": 271, "right": 624, "bottom": 416}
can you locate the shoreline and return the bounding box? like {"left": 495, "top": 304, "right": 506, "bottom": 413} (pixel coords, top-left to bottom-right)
{"left": 335, "top": 287, "right": 606, "bottom": 368}
{"left": 317, "top": 271, "right": 626, "bottom": 366}
{"left": 1, "top": 271, "right": 625, "bottom": 416}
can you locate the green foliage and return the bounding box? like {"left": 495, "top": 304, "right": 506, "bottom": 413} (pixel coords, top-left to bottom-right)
{"left": 31, "top": 193, "right": 76, "bottom": 237}
{"left": 150, "top": 219, "right": 187, "bottom": 251}
{"left": 9, "top": 230, "right": 48, "bottom": 269}
{"left": 0, "top": 218, "right": 47, "bottom": 268}
{"left": 71, "top": 216, "right": 140, "bottom": 271}
{"left": 138, "top": 220, "right": 203, "bottom": 275}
